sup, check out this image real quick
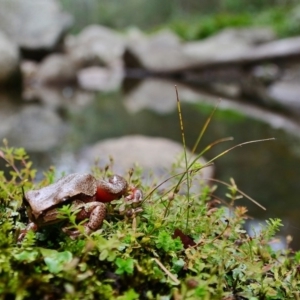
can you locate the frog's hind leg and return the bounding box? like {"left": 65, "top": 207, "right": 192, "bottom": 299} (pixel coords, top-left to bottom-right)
{"left": 63, "top": 202, "right": 106, "bottom": 238}
{"left": 84, "top": 202, "right": 106, "bottom": 235}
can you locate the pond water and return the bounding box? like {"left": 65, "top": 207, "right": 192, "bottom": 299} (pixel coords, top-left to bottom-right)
{"left": 1, "top": 78, "right": 300, "bottom": 249}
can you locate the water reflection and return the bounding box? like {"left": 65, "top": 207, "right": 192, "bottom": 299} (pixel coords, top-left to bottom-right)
{"left": 124, "top": 78, "right": 300, "bottom": 136}
{"left": 1, "top": 78, "right": 300, "bottom": 249}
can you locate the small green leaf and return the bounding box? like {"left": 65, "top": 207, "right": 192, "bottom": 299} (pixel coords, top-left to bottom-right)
{"left": 295, "top": 251, "right": 300, "bottom": 263}
{"left": 117, "top": 288, "right": 139, "bottom": 300}
{"left": 99, "top": 249, "right": 108, "bottom": 261}
{"left": 172, "top": 258, "right": 185, "bottom": 273}
{"left": 14, "top": 250, "right": 39, "bottom": 262}
{"left": 107, "top": 251, "right": 117, "bottom": 262}
{"left": 41, "top": 249, "right": 73, "bottom": 274}
{"left": 115, "top": 257, "right": 134, "bottom": 275}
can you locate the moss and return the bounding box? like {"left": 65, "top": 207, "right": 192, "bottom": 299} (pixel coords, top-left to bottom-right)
{"left": 0, "top": 139, "right": 300, "bottom": 299}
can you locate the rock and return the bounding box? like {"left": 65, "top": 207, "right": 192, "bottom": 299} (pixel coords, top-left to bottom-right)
{"left": 123, "top": 79, "right": 202, "bottom": 114}
{"left": 65, "top": 25, "right": 126, "bottom": 68}
{"left": 0, "top": 94, "right": 67, "bottom": 152}
{"left": 267, "top": 81, "right": 300, "bottom": 114}
{"left": 240, "top": 36, "right": 300, "bottom": 62}
{"left": 213, "top": 27, "right": 275, "bottom": 45}
{"left": 0, "top": 92, "right": 21, "bottom": 139}
{"left": 125, "top": 27, "right": 276, "bottom": 73}
{"left": 77, "top": 63, "right": 124, "bottom": 92}
{"left": 183, "top": 27, "right": 276, "bottom": 65}
{"left": 185, "top": 35, "right": 300, "bottom": 69}
{"left": 0, "top": 31, "right": 20, "bottom": 84}
{"left": 251, "top": 64, "right": 280, "bottom": 84}
{"left": 265, "top": 62, "right": 300, "bottom": 113}
{"left": 21, "top": 60, "right": 38, "bottom": 85}
{"left": 5, "top": 105, "right": 65, "bottom": 151}
{"left": 0, "top": 0, "right": 72, "bottom": 51}
{"left": 75, "top": 135, "right": 214, "bottom": 193}
{"left": 22, "top": 85, "right": 94, "bottom": 110}
{"left": 125, "top": 29, "right": 193, "bottom": 72}
{"left": 35, "top": 54, "right": 77, "bottom": 84}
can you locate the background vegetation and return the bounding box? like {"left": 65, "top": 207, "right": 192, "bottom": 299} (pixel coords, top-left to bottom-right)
{"left": 59, "top": 0, "right": 300, "bottom": 38}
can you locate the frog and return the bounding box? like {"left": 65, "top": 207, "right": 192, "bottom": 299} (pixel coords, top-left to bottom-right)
{"left": 18, "top": 173, "right": 143, "bottom": 241}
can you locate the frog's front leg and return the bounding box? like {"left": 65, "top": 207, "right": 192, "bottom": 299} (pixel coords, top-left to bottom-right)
{"left": 63, "top": 201, "right": 106, "bottom": 238}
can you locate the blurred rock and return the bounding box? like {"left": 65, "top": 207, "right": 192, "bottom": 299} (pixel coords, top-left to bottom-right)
{"left": 0, "top": 93, "right": 21, "bottom": 139}
{"left": 0, "top": 31, "right": 20, "bottom": 84}
{"left": 77, "top": 63, "right": 124, "bottom": 92}
{"left": 189, "top": 34, "right": 300, "bottom": 68}
{"left": 21, "top": 60, "right": 38, "bottom": 85}
{"left": 0, "top": 0, "right": 73, "bottom": 51}
{"left": 35, "top": 54, "right": 77, "bottom": 84}
{"left": 265, "top": 61, "right": 300, "bottom": 113}
{"left": 268, "top": 81, "right": 300, "bottom": 114}
{"left": 76, "top": 135, "right": 214, "bottom": 191}
{"left": 239, "top": 36, "right": 300, "bottom": 62}
{"left": 125, "top": 29, "right": 192, "bottom": 72}
{"left": 123, "top": 79, "right": 201, "bottom": 114}
{"left": 65, "top": 25, "right": 126, "bottom": 68}
{"left": 22, "top": 85, "right": 94, "bottom": 110}
{"left": 5, "top": 105, "right": 65, "bottom": 151}
{"left": 251, "top": 64, "right": 280, "bottom": 84}
{"left": 21, "top": 55, "right": 95, "bottom": 109}
{"left": 183, "top": 27, "right": 276, "bottom": 65}
{"left": 124, "top": 27, "right": 276, "bottom": 73}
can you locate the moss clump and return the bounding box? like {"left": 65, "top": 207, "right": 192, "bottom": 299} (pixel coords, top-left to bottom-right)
{"left": 1, "top": 140, "right": 300, "bottom": 300}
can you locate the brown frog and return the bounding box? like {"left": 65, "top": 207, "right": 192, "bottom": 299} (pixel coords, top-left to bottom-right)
{"left": 18, "top": 173, "right": 142, "bottom": 241}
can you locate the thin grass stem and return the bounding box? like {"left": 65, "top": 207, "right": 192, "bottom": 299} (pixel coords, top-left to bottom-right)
{"left": 175, "top": 86, "right": 191, "bottom": 230}
{"left": 206, "top": 177, "right": 266, "bottom": 210}
{"left": 192, "top": 99, "right": 221, "bottom": 154}
{"left": 152, "top": 258, "right": 180, "bottom": 285}
{"left": 205, "top": 138, "right": 275, "bottom": 168}
{"left": 173, "top": 137, "right": 233, "bottom": 197}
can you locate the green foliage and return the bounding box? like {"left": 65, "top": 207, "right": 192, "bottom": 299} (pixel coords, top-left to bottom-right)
{"left": 255, "top": 6, "right": 300, "bottom": 38}
{"left": 116, "top": 289, "right": 139, "bottom": 300}
{"left": 221, "top": 0, "right": 296, "bottom": 12}
{"left": 115, "top": 257, "right": 134, "bottom": 275}
{"left": 59, "top": 0, "right": 299, "bottom": 35}
{"left": 156, "top": 231, "right": 183, "bottom": 252}
{"left": 169, "top": 4, "right": 300, "bottom": 41}
{"left": 170, "top": 13, "right": 252, "bottom": 41}
{"left": 1, "top": 141, "right": 300, "bottom": 299}
{"left": 0, "top": 139, "right": 36, "bottom": 208}
{"left": 263, "top": 218, "right": 284, "bottom": 240}
{"left": 42, "top": 249, "right": 73, "bottom": 274}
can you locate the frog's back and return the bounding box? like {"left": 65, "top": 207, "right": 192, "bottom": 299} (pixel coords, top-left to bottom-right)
{"left": 26, "top": 173, "right": 97, "bottom": 219}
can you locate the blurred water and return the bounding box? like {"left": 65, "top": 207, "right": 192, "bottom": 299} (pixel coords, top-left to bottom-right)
{"left": 1, "top": 79, "right": 300, "bottom": 249}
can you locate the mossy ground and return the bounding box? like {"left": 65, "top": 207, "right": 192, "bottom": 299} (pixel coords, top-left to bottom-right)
{"left": 1, "top": 140, "right": 300, "bottom": 300}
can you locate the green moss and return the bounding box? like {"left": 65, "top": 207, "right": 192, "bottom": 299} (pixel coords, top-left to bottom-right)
{"left": 0, "top": 140, "right": 300, "bottom": 299}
